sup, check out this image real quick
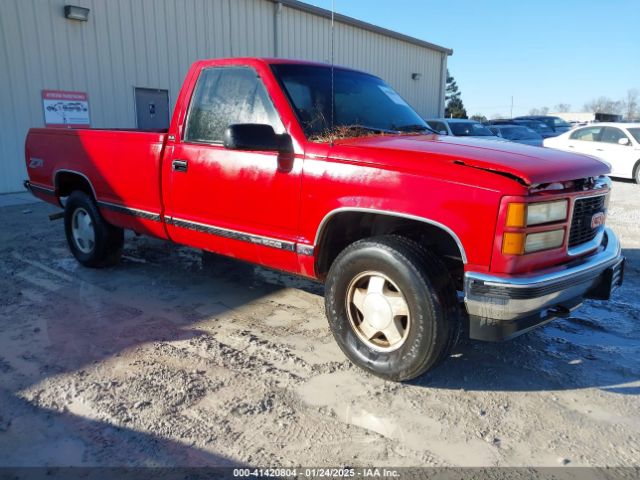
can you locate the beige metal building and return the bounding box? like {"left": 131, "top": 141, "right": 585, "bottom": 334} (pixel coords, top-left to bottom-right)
{"left": 0, "top": 0, "right": 452, "bottom": 193}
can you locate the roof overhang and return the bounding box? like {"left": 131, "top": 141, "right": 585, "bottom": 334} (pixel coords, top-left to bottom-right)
{"left": 269, "top": 0, "right": 453, "bottom": 56}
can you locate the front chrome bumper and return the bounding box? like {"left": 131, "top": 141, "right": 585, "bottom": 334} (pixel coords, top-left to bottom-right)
{"left": 464, "top": 227, "right": 624, "bottom": 341}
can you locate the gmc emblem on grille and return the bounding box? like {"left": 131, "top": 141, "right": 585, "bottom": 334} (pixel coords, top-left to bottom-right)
{"left": 591, "top": 212, "right": 605, "bottom": 229}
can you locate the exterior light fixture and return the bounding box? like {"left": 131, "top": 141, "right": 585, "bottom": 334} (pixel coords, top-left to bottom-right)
{"left": 64, "top": 5, "right": 90, "bottom": 22}
{"left": 411, "top": 73, "right": 422, "bottom": 80}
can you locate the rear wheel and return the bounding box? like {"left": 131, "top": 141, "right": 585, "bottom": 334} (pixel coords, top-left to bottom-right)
{"left": 325, "top": 235, "right": 460, "bottom": 381}
{"left": 634, "top": 161, "right": 640, "bottom": 184}
{"left": 64, "top": 191, "right": 124, "bottom": 267}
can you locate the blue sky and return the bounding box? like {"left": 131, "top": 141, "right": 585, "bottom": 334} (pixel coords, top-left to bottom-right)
{"left": 302, "top": 0, "right": 640, "bottom": 117}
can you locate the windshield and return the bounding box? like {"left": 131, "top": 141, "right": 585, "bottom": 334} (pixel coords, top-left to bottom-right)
{"left": 449, "top": 122, "right": 495, "bottom": 136}
{"left": 500, "top": 126, "right": 539, "bottom": 140}
{"left": 271, "top": 64, "right": 430, "bottom": 140}
{"left": 553, "top": 117, "right": 571, "bottom": 128}
{"left": 627, "top": 128, "right": 640, "bottom": 143}
{"left": 521, "top": 121, "right": 551, "bottom": 132}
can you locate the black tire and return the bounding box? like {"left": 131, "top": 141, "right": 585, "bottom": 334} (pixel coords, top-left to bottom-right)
{"left": 634, "top": 161, "right": 640, "bottom": 184}
{"left": 64, "top": 191, "right": 124, "bottom": 268}
{"left": 325, "top": 235, "right": 460, "bottom": 381}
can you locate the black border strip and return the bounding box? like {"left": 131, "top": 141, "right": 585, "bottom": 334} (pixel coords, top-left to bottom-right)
{"left": 1, "top": 467, "right": 637, "bottom": 480}
{"left": 166, "top": 216, "right": 297, "bottom": 252}
{"left": 97, "top": 201, "right": 162, "bottom": 222}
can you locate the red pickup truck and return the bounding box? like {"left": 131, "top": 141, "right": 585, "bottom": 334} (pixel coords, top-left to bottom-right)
{"left": 25, "top": 58, "right": 624, "bottom": 381}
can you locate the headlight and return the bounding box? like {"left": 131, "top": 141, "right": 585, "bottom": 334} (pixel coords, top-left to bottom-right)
{"left": 524, "top": 229, "right": 565, "bottom": 253}
{"left": 506, "top": 200, "right": 568, "bottom": 227}
{"left": 502, "top": 229, "right": 565, "bottom": 255}
{"left": 527, "top": 200, "right": 568, "bottom": 225}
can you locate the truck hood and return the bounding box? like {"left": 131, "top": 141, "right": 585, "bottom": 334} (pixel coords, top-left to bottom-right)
{"left": 334, "top": 134, "right": 610, "bottom": 185}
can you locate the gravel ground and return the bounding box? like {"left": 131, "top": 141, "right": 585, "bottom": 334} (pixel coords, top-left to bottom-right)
{"left": 0, "top": 180, "right": 638, "bottom": 468}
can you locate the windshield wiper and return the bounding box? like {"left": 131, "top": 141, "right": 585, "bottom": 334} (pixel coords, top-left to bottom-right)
{"left": 393, "top": 124, "right": 436, "bottom": 133}
{"left": 340, "top": 124, "right": 389, "bottom": 134}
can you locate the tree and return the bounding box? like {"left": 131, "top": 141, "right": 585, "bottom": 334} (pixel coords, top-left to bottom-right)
{"left": 554, "top": 103, "right": 571, "bottom": 112}
{"left": 470, "top": 114, "right": 487, "bottom": 122}
{"left": 445, "top": 97, "right": 467, "bottom": 118}
{"left": 623, "top": 89, "right": 638, "bottom": 120}
{"left": 583, "top": 97, "right": 622, "bottom": 114}
{"left": 528, "top": 106, "right": 549, "bottom": 115}
{"left": 445, "top": 69, "right": 460, "bottom": 102}
{"left": 444, "top": 70, "right": 467, "bottom": 118}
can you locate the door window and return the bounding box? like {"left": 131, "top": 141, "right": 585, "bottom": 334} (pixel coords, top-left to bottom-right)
{"left": 184, "top": 67, "right": 284, "bottom": 143}
{"left": 569, "top": 126, "right": 603, "bottom": 142}
{"left": 600, "top": 127, "right": 630, "bottom": 145}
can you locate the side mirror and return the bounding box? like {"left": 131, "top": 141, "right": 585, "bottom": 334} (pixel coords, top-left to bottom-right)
{"left": 439, "top": 130, "right": 448, "bottom": 135}
{"left": 223, "top": 124, "right": 293, "bottom": 153}
{"left": 618, "top": 137, "right": 630, "bottom": 146}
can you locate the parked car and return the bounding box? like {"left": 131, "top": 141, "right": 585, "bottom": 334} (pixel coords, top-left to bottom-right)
{"left": 514, "top": 115, "right": 572, "bottom": 136}
{"left": 488, "top": 125, "right": 543, "bottom": 146}
{"left": 488, "top": 119, "right": 555, "bottom": 138}
{"left": 425, "top": 118, "right": 501, "bottom": 139}
{"left": 544, "top": 122, "right": 640, "bottom": 183}
{"left": 24, "top": 58, "right": 624, "bottom": 381}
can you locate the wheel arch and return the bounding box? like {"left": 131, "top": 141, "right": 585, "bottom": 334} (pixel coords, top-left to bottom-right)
{"left": 633, "top": 159, "right": 640, "bottom": 182}
{"left": 54, "top": 169, "right": 97, "bottom": 200}
{"left": 314, "top": 208, "right": 467, "bottom": 285}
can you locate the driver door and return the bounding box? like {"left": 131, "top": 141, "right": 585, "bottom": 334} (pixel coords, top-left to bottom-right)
{"left": 165, "top": 66, "right": 303, "bottom": 269}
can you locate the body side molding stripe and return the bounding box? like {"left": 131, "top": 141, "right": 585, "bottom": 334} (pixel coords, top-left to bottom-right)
{"left": 313, "top": 207, "right": 468, "bottom": 264}
{"left": 165, "top": 216, "right": 297, "bottom": 252}
{"left": 97, "top": 201, "right": 162, "bottom": 222}
{"left": 27, "top": 182, "right": 56, "bottom": 196}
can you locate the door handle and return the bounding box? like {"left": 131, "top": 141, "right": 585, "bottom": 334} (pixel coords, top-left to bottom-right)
{"left": 172, "top": 159, "right": 188, "bottom": 173}
{"left": 596, "top": 149, "right": 604, "bottom": 151}
{"left": 568, "top": 145, "right": 574, "bottom": 148}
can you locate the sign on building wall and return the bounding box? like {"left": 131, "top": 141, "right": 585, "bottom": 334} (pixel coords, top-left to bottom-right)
{"left": 42, "top": 90, "right": 90, "bottom": 127}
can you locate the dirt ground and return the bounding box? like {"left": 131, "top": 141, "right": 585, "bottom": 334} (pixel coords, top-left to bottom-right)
{"left": 0, "top": 180, "right": 638, "bottom": 468}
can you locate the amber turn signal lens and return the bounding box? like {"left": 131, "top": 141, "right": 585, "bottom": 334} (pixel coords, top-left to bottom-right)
{"left": 506, "top": 203, "right": 526, "bottom": 228}
{"left": 502, "top": 232, "right": 525, "bottom": 255}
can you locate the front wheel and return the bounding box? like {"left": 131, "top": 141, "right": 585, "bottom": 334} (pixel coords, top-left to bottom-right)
{"left": 325, "top": 235, "right": 460, "bottom": 381}
{"left": 64, "top": 191, "right": 124, "bottom": 267}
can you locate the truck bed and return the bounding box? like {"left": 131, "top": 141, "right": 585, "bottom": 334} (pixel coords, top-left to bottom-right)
{"left": 25, "top": 127, "right": 168, "bottom": 239}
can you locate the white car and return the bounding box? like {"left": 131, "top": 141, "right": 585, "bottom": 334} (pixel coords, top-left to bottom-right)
{"left": 544, "top": 123, "right": 640, "bottom": 183}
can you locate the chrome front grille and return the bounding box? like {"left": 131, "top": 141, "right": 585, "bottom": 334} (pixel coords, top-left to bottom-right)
{"left": 569, "top": 195, "right": 606, "bottom": 248}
